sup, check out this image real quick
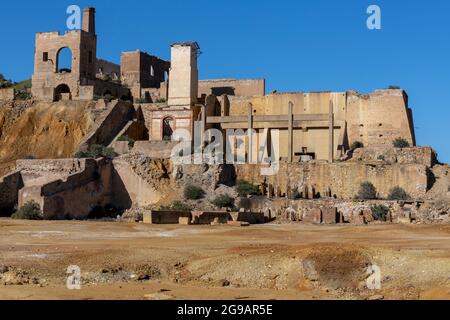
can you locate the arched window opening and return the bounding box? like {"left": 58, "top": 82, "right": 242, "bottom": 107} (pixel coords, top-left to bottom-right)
{"left": 162, "top": 117, "right": 175, "bottom": 141}
{"left": 56, "top": 47, "right": 73, "bottom": 73}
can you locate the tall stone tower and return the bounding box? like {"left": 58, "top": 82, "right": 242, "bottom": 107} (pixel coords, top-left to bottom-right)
{"left": 168, "top": 42, "right": 200, "bottom": 107}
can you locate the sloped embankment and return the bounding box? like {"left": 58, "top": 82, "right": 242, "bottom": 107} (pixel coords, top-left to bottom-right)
{"left": 0, "top": 100, "right": 96, "bottom": 176}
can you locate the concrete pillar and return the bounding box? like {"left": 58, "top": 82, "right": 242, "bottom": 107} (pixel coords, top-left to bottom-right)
{"left": 168, "top": 42, "right": 199, "bottom": 107}
{"left": 288, "top": 101, "right": 293, "bottom": 163}
{"left": 328, "top": 100, "right": 334, "bottom": 163}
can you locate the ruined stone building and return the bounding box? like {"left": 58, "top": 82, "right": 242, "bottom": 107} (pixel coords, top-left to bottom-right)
{"left": 28, "top": 7, "right": 416, "bottom": 164}
{"left": 0, "top": 7, "right": 434, "bottom": 221}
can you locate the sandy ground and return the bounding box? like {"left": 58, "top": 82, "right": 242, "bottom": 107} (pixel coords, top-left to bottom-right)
{"left": 0, "top": 219, "right": 449, "bottom": 300}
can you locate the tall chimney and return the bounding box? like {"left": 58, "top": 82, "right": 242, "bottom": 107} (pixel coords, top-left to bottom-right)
{"left": 82, "top": 7, "right": 96, "bottom": 34}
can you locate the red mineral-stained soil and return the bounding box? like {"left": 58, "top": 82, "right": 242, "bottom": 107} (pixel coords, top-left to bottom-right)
{"left": 0, "top": 219, "right": 449, "bottom": 300}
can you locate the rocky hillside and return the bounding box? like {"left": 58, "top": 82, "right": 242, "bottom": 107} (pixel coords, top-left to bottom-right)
{"left": 0, "top": 100, "right": 96, "bottom": 176}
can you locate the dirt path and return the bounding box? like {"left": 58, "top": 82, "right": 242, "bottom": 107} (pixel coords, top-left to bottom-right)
{"left": 0, "top": 219, "right": 449, "bottom": 300}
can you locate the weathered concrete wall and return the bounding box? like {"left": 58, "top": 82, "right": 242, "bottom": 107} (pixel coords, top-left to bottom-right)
{"left": 17, "top": 158, "right": 112, "bottom": 219}
{"left": 192, "top": 211, "right": 231, "bottom": 224}
{"left": 0, "top": 171, "right": 24, "bottom": 215}
{"left": 144, "top": 210, "right": 192, "bottom": 224}
{"left": 235, "top": 161, "right": 429, "bottom": 200}
{"left": 0, "top": 88, "right": 15, "bottom": 101}
{"left": 168, "top": 43, "right": 199, "bottom": 107}
{"left": 132, "top": 141, "right": 179, "bottom": 158}
{"left": 346, "top": 89, "right": 415, "bottom": 147}
{"left": 112, "top": 158, "right": 163, "bottom": 209}
{"left": 227, "top": 92, "right": 347, "bottom": 161}
{"left": 198, "top": 79, "right": 265, "bottom": 97}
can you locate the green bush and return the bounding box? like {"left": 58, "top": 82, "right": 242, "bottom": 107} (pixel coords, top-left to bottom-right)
{"left": 392, "top": 137, "right": 410, "bottom": 148}
{"left": 236, "top": 180, "right": 261, "bottom": 197}
{"left": 357, "top": 181, "right": 377, "bottom": 200}
{"left": 388, "top": 186, "right": 409, "bottom": 200}
{"left": 387, "top": 85, "right": 401, "bottom": 89}
{"left": 160, "top": 201, "right": 192, "bottom": 211}
{"left": 184, "top": 185, "right": 205, "bottom": 200}
{"left": 212, "top": 194, "right": 234, "bottom": 208}
{"left": 117, "top": 135, "right": 135, "bottom": 147}
{"left": 75, "top": 144, "right": 117, "bottom": 160}
{"left": 371, "top": 204, "right": 390, "bottom": 221}
{"left": 12, "top": 201, "right": 42, "bottom": 220}
{"left": 350, "top": 141, "right": 364, "bottom": 150}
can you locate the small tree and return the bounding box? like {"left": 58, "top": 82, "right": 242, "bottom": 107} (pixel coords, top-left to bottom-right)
{"left": 12, "top": 201, "right": 42, "bottom": 220}
{"left": 388, "top": 85, "right": 401, "bottom": 89}
{"left": 357, "top": 181, "right": 377, "bottom": 200}
{"left": 236, "top": 180, "right": 261, "bottom": 197}
{"left": 350, "top": 141, "right": 364, "bottom": 150}
{"left": 392, "top": 137, "right": 410, "bottom": 148}
{"left": 160, "top": 201, "right": 192, "bottom": 211}
{"left": 388, "top": 186, "right": 409, "bottom": 200}
{"left": 184, "top": 185, "right": 205, "bottom": 200}
{"left": 212, "top": 194, "right": 234, "bottom": 208}
{"left": 371, "top": 204, "right": 390, "bottom": 221}
{"left": 75, "top": 144, "right": 117, "bottom": 160}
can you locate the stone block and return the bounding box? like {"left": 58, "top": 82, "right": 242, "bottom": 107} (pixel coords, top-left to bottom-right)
{"left": 143, "top": 211, "right": 152, "bottom": 224}
{"left": 178, "top": 217, "right": 191, "bottom": 225}
{"left": 322, "top": 207, "right": 338, "bottom": 224}
{"left": 303, "top": 208, "right": 322, "bottom": 224}
{"left": 362, "top": 209, "right": 374, "bottom": 223}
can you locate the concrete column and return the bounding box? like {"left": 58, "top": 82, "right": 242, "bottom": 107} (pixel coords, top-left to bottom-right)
{"left": 288, "top": 101, "right": 294, "bottom": 163}
{"left": 328, "top": 100, "right": 334, "bottom": 163}
{"left": 247, "top": 103, "right": 253, "bottom": 163}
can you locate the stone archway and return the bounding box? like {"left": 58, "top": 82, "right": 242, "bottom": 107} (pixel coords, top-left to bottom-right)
{"left": 54, "top": 84, "right": 71, "bottom": 101}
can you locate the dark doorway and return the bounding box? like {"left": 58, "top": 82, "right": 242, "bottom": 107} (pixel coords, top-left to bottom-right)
{"left": 54, "top": 84, "right": 71, "bottom": 101}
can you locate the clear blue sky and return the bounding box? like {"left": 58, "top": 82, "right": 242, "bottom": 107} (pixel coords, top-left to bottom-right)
{"left": 1, "top": 0, "right": 449, "bottom": 163}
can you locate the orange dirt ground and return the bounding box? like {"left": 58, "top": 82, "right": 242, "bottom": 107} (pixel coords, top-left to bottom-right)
{"left": 0, "top": 219, "right": 449, "bottom": 300}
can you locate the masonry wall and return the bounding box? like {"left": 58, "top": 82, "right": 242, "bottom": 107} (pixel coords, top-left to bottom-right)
{"left": 235, "top": 161, "right": 429, "bottom": 200}
{"left": 198, "top": 79, "right": 265, "bottom": 97}
{"left": 31, "top": 30, "right": 97, "bottom": 101}
{"left": 346, "top": 89, "right": 415, "bottom": 147}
